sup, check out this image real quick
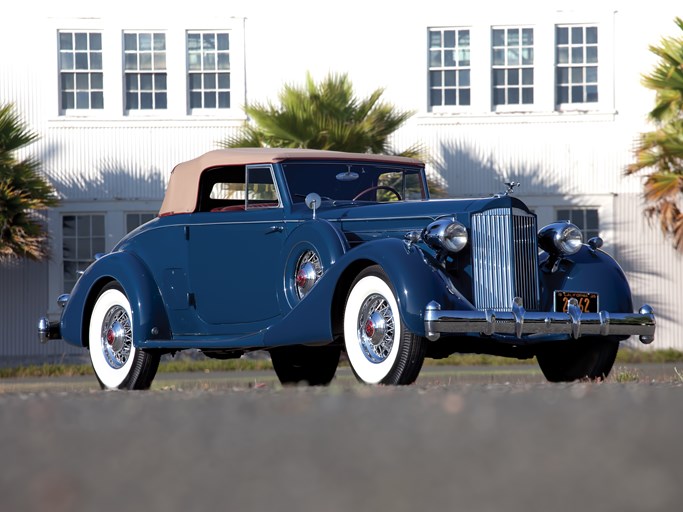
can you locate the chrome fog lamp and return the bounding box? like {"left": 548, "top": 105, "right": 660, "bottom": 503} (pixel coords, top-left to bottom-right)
{"left": 538, "top": 222, "right": 583, "bottom": 256}
{"left": 424, "top": 219, "right": 468, "bottom": 253}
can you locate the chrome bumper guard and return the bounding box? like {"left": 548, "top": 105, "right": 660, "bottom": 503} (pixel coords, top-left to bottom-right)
{"left": 424, "top": 298, "right": 656, "bottom": 344}
{"left": 38, "top": 317, "right": 61, "bottom": 344}
{"left": 38, "top": 294, "right": 69, "bottom": 344}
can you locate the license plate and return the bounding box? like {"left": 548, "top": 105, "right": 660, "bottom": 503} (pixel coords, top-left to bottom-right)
{"left": 554, "top": 291, "right": 598, "bottom": 313}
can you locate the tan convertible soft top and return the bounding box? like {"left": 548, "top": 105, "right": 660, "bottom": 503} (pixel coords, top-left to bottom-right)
{"left": 159, "top": 148, "right": 422, "bottom": 216}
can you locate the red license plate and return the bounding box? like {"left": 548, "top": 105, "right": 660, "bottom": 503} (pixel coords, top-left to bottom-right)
{"left": 554, "top": 291, "right": 598, "bottom": 313}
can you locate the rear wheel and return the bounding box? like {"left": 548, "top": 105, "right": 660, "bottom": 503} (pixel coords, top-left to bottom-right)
{"left": 536, "top": 337, "right": 619, "bottom": 382}
{"left": 343, "top": 265, "right": 426, "bottom": 385}
{"left": 270, "top": 344, "right": 341, "bottom": 386}
{"left": 88, "top": 282, "right": 160, "bottom": 390}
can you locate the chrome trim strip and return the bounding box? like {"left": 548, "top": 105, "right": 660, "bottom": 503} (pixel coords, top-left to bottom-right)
{"left": 424, "top": 300, "right": 656, "bottom": 344}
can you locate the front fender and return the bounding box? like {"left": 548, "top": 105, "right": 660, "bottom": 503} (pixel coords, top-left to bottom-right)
{"left": 539, "top": 245, "right": 634, "bottom": 313}
{"left": 60, "top": 251, "right": 171, "bottom": 348}
{"left": 264, "top": 238, "right": 468, "bottom": 346}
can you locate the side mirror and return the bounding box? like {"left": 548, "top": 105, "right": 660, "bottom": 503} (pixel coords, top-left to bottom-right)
{"left": 305, "top": 192, "right": 321, "bottom": 219}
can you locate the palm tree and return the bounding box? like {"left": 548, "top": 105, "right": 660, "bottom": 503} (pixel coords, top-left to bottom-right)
{"left": 0, "top": 103, "right": 59, "bottom": 261}
{"left": 220, "top": 72, "right": 448, "bottom": 196}
{"left": 626, "top": 18, "right": 683, "bottom": 251}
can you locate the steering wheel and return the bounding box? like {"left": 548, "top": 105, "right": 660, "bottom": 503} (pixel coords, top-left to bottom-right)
{"left": 352, "top": 185, "right": 402, "bottom": 202}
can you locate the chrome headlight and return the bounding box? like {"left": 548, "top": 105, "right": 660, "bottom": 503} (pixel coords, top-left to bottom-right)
{"left": 424, "top": 219, "right": 468, "bottom": 253}
{"left": 538, "top": 222, "right": 583, "bottom": 256}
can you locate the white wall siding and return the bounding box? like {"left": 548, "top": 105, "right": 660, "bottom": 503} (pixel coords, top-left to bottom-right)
{"left": 614, "top": 194, "right": 682, "bottom": 351}
{"left": 0, "top": 260, "right": 84, "bottom": 365}
{"left": 38, "top": 124, "right": 243, "bottom": 201}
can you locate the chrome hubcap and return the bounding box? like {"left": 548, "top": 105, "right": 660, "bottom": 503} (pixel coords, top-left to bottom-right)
{"left": 295, "top": 250, "right": 322, "bottom": 299}
{"left": 357, "top": 294, "right": 395, "bottom": 363}
{"left": 100, "top": 305, "right": 132, "bottom": 369}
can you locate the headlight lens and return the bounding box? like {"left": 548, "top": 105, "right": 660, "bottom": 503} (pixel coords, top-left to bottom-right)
{"left": 538, "top": 222, "right": 583, "bottom": 256}
{"left": 424, "top": 219, "right": 468, "bottom": 253}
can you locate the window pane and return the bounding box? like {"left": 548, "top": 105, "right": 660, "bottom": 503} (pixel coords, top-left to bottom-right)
{"left": 204, "top": 91, "right": 216, "bottom": 108}
{"left": 191, "top": 91, "right": 202, "bottom": 108}
{"left": 139, "top": 33, "right": 151, "bottom": 51}
{"left": 557, "top": 27, "right": 568, "bottom": 45}
{"left": 492, "top": 29, "right": 504, "bottom": 46}
{"left": 218, "top": 92, "right": 230, "bottom": 108}
{"left": 444, "top": 30, "right": 455, "bottom": 48}
{"left": 140, "top": 92, "right": 153, "bottom": 109}
{"left": 572, "top": 47, "right": 583, "bottom": 63}
{"left": 155, "top": 93, "right": 167, "bottom": 109}
{"left": 522, "top": 88, "right": 533, "bottom": 104}
{"left": 522, "top": 68, "right": 533, "bottom": 85}
{"left": 124, "top": 33, "right": 137, "bottom": 51}
{"left": 586, "top": 46, "right": 598, "bottom": 63}
{"left": 508, "top": 88, "right": 519, "bottom": 104}
{"left": 60, "top": 53, "right": 74, "bottom": 70}
{"left": 444, "top": 70, "right": 456, "bottom": 87}
{"left": 522, "top": 28, "right": 533, "bottom": 45}
{"left": 75, "top": 52, "right": 88, "bottom": 69}
{"left": 444, "top": 89, "right": 456, "bottom": 105}
{"left": 89, "top": 33, "right": 102, "bottom": 50}
{"left": 586, "top": 27, "right": 598, "bottom": 44}
{"left": 459, "top": 70, "right": 470, "bottom": 87}
{"left": 217, "top": 53, "right": 230, "bottom": 69}
{"left": 459, "top": 89, "right": 470, "bottom": 105}
{"left": 91, "top": 92, "right": 104, "bottom": 109}
{"left": 217, "top": 33, "right": 229, "bottom": 51}
{"left": 217, "top": 73, "right": 230, "bottom": 88}
{"left": 59, "top": 32, "right": 73, "bottom": 50}
{"left": 571, "top": 86, "right": 583, "bottom": 102}
{"left": 444, "top": 50, "right": 455, "bottom": 67}
{"left": 429, "top": 31, "right": 441, "bottom": 48}
{"left": 507, "top": 29, "right": 519, "bottom": 46}
{"left": 75, "top": 33, "right": 87, "bottom": 50}
{"left": 571, "top": 26, "right": 583, "bottom": 44}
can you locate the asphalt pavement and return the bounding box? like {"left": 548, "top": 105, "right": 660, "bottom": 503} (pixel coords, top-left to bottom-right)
{"left": 1, "top": 365, "right": 682, "bottom": 512}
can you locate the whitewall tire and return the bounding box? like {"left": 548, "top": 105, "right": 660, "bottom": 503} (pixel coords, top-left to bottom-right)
{"left": 343, "top": 266, "right": 426, "bottom": 385}
{"left": 88, "top": 283, "right": 159, "bottom": 390}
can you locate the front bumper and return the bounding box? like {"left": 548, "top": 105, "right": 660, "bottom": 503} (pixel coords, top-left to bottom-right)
{"left": 424, "top": 298, "right": 656, "bottom": 344}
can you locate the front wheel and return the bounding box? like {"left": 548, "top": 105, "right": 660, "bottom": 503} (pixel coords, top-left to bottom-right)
{"left": 343, "top": 265, "right": 426, "bottom": 385}
{"left": 536, "top": 337, "right": 619, "bottom": 382}
{"left": 88, "top": 282, "right": 160, "bottom": 390}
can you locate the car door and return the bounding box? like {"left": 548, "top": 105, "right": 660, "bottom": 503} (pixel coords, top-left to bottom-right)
{"left": 188, "top": 165, "right": 286, "bottom": 326}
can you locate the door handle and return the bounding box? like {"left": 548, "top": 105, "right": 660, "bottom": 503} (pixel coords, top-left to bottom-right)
{"left": 267, "top": 225, "right": 284, "bottom": 233}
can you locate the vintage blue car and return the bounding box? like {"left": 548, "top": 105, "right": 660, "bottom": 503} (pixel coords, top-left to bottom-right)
{"left": 39, "top": 148, "right": 656, "bottom": 389}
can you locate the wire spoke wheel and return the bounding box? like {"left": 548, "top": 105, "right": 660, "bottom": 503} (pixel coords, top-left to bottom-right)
{"left": 343, "top": 265, "right": 426, "bottom": 385}
{"left": 88, "top": 282, "right": 160, "bottom": 390}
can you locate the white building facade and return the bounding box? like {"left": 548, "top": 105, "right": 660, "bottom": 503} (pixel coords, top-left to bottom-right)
{"left": 0, "top": 0, "right": 680, "bottom": 363}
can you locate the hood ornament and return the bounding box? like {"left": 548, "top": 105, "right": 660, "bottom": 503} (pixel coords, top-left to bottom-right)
{"left": 502, "top": 181, "right": 520, "bottom": 196}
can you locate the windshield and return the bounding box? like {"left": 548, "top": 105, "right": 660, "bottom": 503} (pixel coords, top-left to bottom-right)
{"left": 282, "top": 161, "right": 427, "bottom": 204}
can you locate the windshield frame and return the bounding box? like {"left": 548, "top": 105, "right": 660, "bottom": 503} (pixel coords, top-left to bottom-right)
{"left": 281, "top": 160, "right": 429, "bottom": 205}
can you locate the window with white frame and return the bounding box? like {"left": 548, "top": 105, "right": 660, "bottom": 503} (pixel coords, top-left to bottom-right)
{"left": 555, "top": 25, "right": 598, "bottom": 105}
{"left": 126, "top": 212, "right": 156, "bottom": 233}
{"left": 62, "top": 214, "right": 105, "bottom": 292}
{"left": 123, "top": 32, "right": 168, "bottom": 110}
{"left": 428, "top": 28, "right": 471, "bottom": 108}
{"left": 187, "top": 31, "right": 231, "bottom": 109}
{"left": 492, "top": 27, "right": 534, "bottom": 107}
{"left": 58, "top": 31, "right": 104, "bottom": 111}
{"left": 557, "top": 208, "right": 599, "bottom": 239}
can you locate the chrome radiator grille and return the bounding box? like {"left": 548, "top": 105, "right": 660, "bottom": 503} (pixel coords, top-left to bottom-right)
{"left": 470, "top": 208, "right": 540, "bottom": 311}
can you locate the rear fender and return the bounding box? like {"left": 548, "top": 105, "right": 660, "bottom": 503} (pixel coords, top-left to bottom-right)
{"left": 60, "top": 252, "right": 171, "bottom": 348}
